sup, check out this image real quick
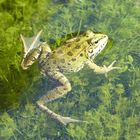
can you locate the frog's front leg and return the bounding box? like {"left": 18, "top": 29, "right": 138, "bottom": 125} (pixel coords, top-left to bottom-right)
{"left": 86, "top": 60, "right": 120, "bottom": 74}
{"left": 37, "top": 71, "right": 82, "bottom": 125}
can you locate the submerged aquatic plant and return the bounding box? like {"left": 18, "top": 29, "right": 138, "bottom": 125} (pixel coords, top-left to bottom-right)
{"left": 0, "top": 0, "right": 140, "bottom": 139}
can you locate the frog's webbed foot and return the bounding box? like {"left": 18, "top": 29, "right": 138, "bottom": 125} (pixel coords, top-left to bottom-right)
{"left": 20, "top": 30, "right": 43, "bottom": 58}
{"left": 57, "top": 116, "right": 85, "bottom": 125}
{"left": 37, "top": 102, "right": 85, "bottom": 125}
{"left": 103, "top": 60, "right": 121, "bottom": 73}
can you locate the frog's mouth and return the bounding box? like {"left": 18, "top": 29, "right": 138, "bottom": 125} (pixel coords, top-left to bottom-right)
{"left": 90, "top": 35, "right": 108, "bottom": 59}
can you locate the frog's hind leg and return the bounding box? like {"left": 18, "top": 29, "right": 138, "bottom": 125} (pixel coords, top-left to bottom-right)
{"left": 37, "top": 71, "right": 82, "bottom": 125}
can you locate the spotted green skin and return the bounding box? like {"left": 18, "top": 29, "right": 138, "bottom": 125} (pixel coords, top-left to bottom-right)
{"left": 39, "top": 31, "right": 105, "bottom": 74}
{"left": 40, "top": 40, "right": 86, "bottom": 73}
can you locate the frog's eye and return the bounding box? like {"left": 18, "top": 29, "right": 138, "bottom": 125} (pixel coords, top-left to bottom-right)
{"left": 88, "top": 48, "right": 93, "bottom": 53}
{"left": 95, "top": 40, "right": 99, "bottom": 44}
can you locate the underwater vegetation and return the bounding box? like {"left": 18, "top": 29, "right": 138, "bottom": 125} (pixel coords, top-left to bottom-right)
{"left": 0, "top": 0, "right": 140, "bottom": 139}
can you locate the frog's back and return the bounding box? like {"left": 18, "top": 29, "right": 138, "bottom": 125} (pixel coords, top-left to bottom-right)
{"left": 40, "top": 37, "right": 88, "bottom": 73}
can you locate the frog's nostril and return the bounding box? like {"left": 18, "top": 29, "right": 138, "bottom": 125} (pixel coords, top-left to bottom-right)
{"left": 105, "top": 35, "right": 108, "bottom": 39}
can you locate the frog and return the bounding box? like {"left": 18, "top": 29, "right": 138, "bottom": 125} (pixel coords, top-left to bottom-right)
{"left": 20, "top": 30, "right": 120, "bottom": 125}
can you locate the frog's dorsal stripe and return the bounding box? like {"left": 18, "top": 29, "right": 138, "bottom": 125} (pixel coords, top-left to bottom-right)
{"left": 20, "top": 30, "right": 42, "bottom": 57}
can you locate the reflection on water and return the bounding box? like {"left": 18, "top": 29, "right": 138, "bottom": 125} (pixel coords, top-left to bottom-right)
{"left": 0, "top": 0, "right": 140, "bottom": 139}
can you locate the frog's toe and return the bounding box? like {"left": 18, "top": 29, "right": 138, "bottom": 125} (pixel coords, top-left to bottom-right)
{"left": 112, "top": 66, "right": 121, "bottom": 70}
{"left": 108, "top": 60, "right": 121, "bottom": 70}
{"left": 108, "top": 60, "right": 116, "bottom": 68}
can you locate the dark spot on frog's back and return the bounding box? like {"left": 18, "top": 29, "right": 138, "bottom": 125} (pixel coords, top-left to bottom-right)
{"left": 67, "top": 51, "right": 73, "bottom": 56}
{"left": 80, "top": 53, "right": 84, "bottom": 57}
{"left": 68, "top": 62, "right": 71, "bottom": 65}
{"left": 57, "top": 50, "right": 63, "bottom": 54}
{"left": 75, "top": 45, "right": 81, "bottom": 49}
{"left": 60, "top": 59, "right": 65, "bottom": 63}
{"left": 71, "top": 58, "right": 76, "bottom": 61}
{"left": 87, "top": 39, "right": 92, "bottom": 44}
{"left": 67, "top": 44, "right": 71, "bottom": 47}
{"left": 76, "top": 38, "right": 80, "bottom": 42}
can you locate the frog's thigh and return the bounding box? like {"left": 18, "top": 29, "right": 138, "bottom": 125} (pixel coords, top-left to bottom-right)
{"left": 38, "top": 71, "right": 71, "bottom": 104}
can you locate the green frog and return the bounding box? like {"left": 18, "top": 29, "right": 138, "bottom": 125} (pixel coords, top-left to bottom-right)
{"left": 20, "top": 30, "right": 120, "bottom": 125}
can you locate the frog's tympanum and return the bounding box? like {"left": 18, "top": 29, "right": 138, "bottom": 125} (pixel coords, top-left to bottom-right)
{"left": 20, "top": 30, "right": 120, "bottom": 125}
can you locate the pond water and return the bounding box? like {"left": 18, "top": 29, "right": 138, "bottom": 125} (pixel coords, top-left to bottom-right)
{"left": 0, "top": 0, "right": 140, "bottom": 139}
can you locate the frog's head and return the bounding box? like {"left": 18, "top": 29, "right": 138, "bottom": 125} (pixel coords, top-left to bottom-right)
{"left": 85, "top": 30, "right": 108, "bottom": 59}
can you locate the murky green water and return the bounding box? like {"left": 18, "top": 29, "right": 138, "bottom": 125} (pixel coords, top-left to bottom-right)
{"left": 0, "top": 0, "right": 140, "bottom": 139}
